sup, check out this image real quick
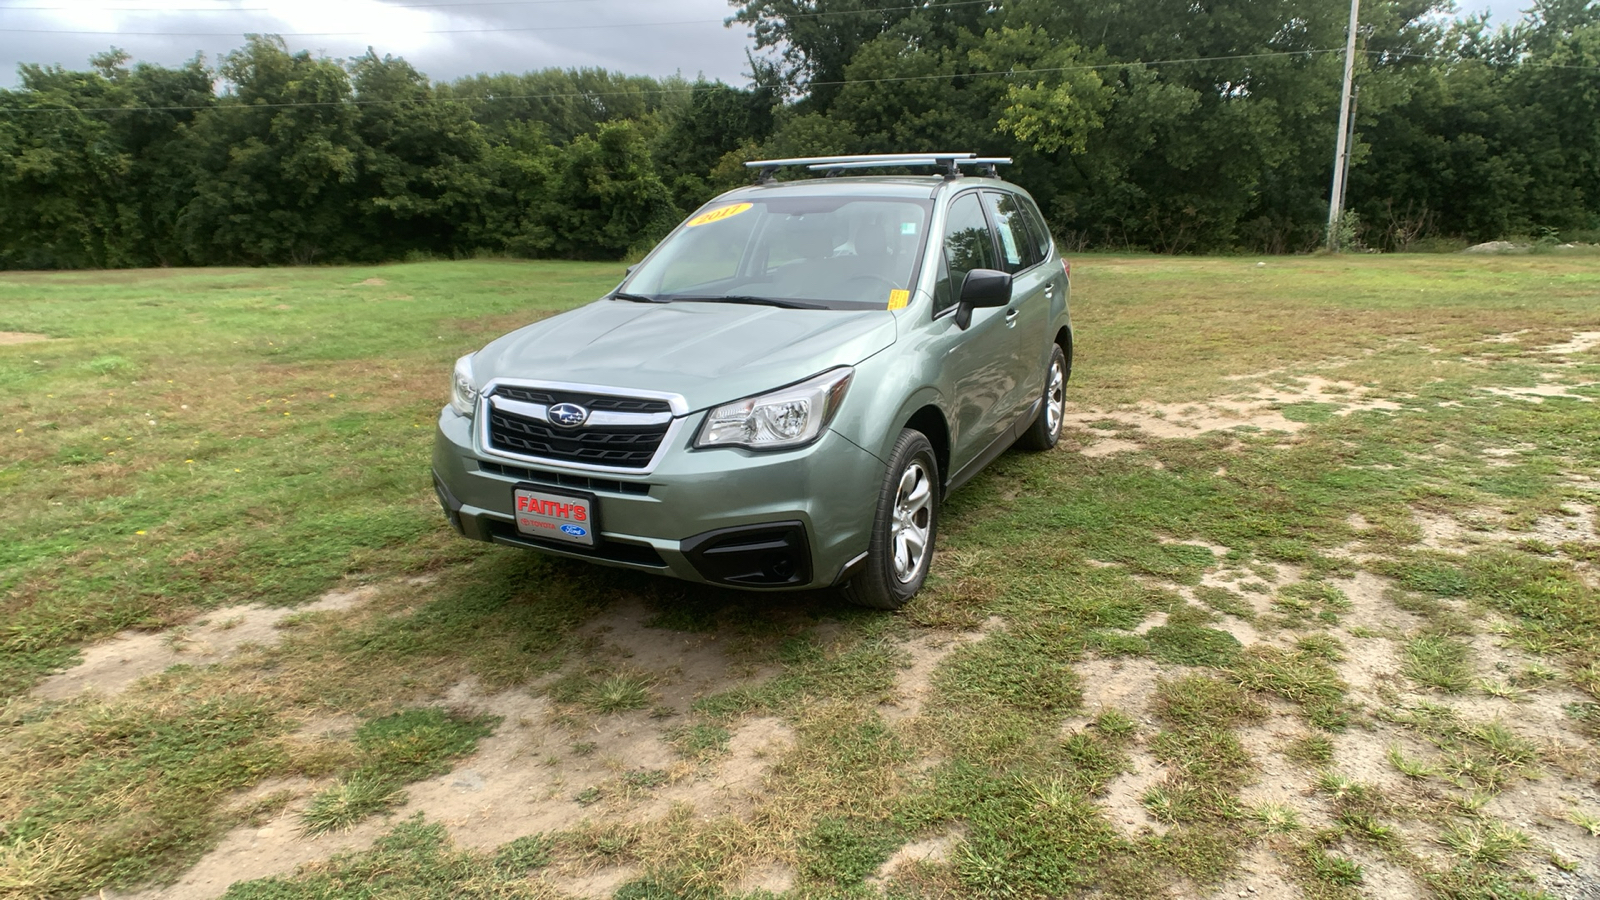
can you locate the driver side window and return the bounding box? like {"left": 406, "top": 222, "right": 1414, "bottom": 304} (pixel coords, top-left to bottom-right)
{"left": 932, "top": 192, "right": 997, "bottom": 314}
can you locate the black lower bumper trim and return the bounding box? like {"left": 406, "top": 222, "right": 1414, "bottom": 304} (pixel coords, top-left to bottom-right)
{"left": 681, "top": 521, "right": 812, "bottom": 588}
{"left": 485, "top": 520, "right": 667, "bottom": 567}
{"left": 432, "top": 471, "right": 465, "bottom": 535}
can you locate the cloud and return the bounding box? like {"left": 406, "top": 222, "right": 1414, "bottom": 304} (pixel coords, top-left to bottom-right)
{"left": 0, "top": 0, "right": 757, "bottom": 88}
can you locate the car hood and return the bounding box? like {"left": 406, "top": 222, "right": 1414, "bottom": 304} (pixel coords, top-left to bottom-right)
{"left": 473, "top": 299, "right": 898, "bottom": 412}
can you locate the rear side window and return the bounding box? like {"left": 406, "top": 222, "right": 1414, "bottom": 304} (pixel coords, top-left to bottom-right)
{"left": 1016, "top": 194, "right": 1054, "bottom": 263}
{"left": 982, "top": 190, "right": 1041, "bottom": 273}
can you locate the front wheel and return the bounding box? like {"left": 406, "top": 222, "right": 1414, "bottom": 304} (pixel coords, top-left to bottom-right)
{"left": 843, "top": 429, "right": 939, "bottom": 610}
{"left": 1017, "top": 344, "right": 1068, "bottom": 452}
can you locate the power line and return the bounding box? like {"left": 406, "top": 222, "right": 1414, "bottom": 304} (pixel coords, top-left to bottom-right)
{"left": 0, "top": 48, "right": 1350, "bottom": 114}
{"left": 1367, "top": 47, "right": 1600, "bottom": 71}
{"left": 0, "top": 0, "right": 992, "bottom": 33}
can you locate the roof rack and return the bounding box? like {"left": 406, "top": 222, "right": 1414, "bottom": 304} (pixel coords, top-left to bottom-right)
{"left": 744, "top": 152, "right": 1011, "bottom": 183}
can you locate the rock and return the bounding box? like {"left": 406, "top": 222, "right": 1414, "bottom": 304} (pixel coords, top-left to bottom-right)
{"left": 1461, "top": 240, "right": 1525, "bottom": 254}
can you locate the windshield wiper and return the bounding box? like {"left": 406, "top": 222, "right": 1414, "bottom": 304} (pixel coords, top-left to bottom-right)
{"left": 612, "top": 291, "right": 666, "bottom": 303}
{"left": 674, "top": 295, "right": 826, "bottom": 310}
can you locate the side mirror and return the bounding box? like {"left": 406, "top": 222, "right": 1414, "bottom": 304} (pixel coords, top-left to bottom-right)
{"left": 625, "top": 264, "right": 639, "bottom": 277}
{"left": 954, "top": 268, "right": 1013, "bottom": 330}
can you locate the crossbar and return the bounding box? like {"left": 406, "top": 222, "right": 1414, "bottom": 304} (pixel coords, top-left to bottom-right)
{"left": 745, "top": 153, "right": 977, "bottom": 169}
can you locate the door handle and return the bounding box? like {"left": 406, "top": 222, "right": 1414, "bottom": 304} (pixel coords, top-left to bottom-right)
{"left": 1005, "top": 309, "right": 1019, "bottom": 326}
{"left": 1044, "top": 283, "right": 1055, "bottom": 299}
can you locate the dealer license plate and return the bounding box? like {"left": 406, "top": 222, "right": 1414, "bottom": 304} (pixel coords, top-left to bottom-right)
{"left": 512, "top": 485, "right": 597, "bottom": 547}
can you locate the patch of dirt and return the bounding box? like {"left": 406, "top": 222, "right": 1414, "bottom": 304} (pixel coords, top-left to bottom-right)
{"left": 736, "top": 862, "right": 797, "bottom": 894}
{"left": 1071, "top": 656, "right": 1165, "bottom": 726}
{"left": 880, "top": 622, "right": 993, "bottom": 723}
{"left": 115, "top": 787, "right": 377, "bottom": 900}
{"left": 1098, "top": 741, "right": 1169, "bottom": 838}
{"left": 1330, "top": 724, "right": 1412, "bottom": 795}
{"left": 125, "top": 603, "right": 801, "bottom": 897}
{"left": 1217, "top": 614, "right": 1263, "bottom": 647}
{"left": 1237, "top": 721, "right": 1334, "bottom": 831}
{"left": 1196, "top": 574, "right": 1276, "bottom": 620}
{"left": 1539, "top": 331, "right": 1600, "bottom": 356}
{"left": 630, "top": 715, "right": 794, "bottom": 823}
{"left": 870, "top": 827, "right": 964, "bottom": 885}
{"left": 33, "top": 585, "right": 375, "bottom": 700}
{"left": 1335, "top": 633, "right": 1405, "bottom": 706}
{"left": 1064, "top": 376, "right": 1403, "bottom": 438}
{"left": 1132, "top": 610, "right": 1168, "bottom": 636}
{"left": 1069, "top": 656, "right": 1173, "bottom": 838}
{"left": 1482, "top": 382, "right": 1597, "bottom": 403}
{"left": 1336, "top": 570, "right": 1421, "bottom": 635}
{"left": 538, "top": 864, "right": 639, "bottom": 898}
{"left": 1414, "top": 505, "right": 1593, "bottom": 552}
{"left": 1531, "top": 504, "right": 1596, "bottom": 544}
{"left": 1080, "top": 437, "right": 1143, "bottom": 457}
{"left": 1350, "top": 854, "right": 1429, "bottom": 899}
{"left": 355, "top": 277, "right": 388, "bottom": 286}
{"left": 0, "top": 331, "right": 49, "bottom": 344}
{"left": 576, "top": 599, "right": 753, "bottom": 714}
{"left": 1197, "top": 846, "right": 1297, "bottom": 899}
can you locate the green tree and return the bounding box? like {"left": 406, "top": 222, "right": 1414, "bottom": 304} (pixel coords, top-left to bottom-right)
{"left": 179, "top": 36, "right": 367, "bottom": 264}
{"left": 348, "top": 50, "right": 493, "bottom": 258}
{"left": 653, "top": 79, "right": 776, "bottom": 210}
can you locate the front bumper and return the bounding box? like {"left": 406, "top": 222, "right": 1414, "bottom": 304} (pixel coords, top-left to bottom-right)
{"left": 431, "top": 407, "right": 885, "bottom": 590}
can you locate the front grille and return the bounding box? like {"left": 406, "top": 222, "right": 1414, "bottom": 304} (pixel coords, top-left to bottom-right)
{"left": 486, "top": 387, "right": 671, "bottom": 469}
{"left": 493, "top": 385, "right": 671, "bottom": 414}
{"left": 478, "top": 461, "right": 651, "bottom": 496}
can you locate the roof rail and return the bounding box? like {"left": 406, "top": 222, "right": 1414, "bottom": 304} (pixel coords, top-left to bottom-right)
{"left": 807, "top": 156, "right": 1014, "bottom": 178}
{"left": 744, "top": 152, "right": 1010, "bottom": 183}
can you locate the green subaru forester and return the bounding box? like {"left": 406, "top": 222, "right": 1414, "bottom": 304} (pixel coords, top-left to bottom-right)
{"left": 432, "top": 153, "right": 1072, "bottom": 609}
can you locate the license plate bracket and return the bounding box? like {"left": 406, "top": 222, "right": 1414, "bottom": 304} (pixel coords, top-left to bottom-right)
{"left": 511, "top": 484, "right": 599, "bottom": 547}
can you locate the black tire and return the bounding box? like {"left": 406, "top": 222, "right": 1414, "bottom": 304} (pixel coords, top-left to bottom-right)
{"left": 843, "top": 429, "right": 939, "bottom": 610}
{"left": 1017, "top": 343, "right": 1068, "bottom": 452}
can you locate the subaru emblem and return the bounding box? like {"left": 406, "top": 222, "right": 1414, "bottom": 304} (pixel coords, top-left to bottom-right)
{"left": 548, "top": 402, "right": 589, "bottom": 428}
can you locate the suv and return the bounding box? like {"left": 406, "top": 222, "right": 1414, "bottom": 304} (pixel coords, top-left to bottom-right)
{"left": 432, "top": 153, "right": 1072, "bottom": 609}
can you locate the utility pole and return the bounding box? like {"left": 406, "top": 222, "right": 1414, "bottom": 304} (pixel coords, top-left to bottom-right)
{"left": 1326, "top": 0, "right": 1360, "bottom": 251}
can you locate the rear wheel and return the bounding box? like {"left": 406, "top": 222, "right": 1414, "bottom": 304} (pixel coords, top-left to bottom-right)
{"left": 843, "top": 429, "right": 939, "bottom": 610}
{"left": 1017, "top": 344, "right": 1068, "bottom": 452}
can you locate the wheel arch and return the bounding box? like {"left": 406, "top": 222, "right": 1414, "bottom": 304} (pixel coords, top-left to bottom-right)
{"left": 902, "top": 404, "right": 951, "bottom": 491}
{"left": 1055, "top": 326, "right": 1074, "bottom": 382}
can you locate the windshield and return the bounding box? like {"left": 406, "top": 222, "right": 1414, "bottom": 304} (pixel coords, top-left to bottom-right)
{"left": 621, "top": 195, "right": 932, "bottom": 311}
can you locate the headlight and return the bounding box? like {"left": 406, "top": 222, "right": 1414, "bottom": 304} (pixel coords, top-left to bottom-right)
{"left": 450, "top": 354, "right": 478, "bottom": 416}
{"left": 695, "top": 368, "right": 853, "bottom": 451}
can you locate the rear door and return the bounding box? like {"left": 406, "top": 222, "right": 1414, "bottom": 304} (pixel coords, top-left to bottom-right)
{"left": 981, "top": 190, "right": 1051, "bottom": 426}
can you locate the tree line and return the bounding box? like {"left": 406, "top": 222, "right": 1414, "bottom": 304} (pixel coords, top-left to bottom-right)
{"left": 1, "top": 0, "right": 1597, "bottom": 268}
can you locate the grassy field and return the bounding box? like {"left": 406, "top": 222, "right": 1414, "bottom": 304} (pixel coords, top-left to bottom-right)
{"left": 1, "top": 254, "right": 1598, "bottom": 899}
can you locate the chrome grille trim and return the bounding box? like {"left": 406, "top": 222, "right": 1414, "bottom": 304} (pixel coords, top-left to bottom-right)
{"left": 476, "top": 378, "right": 688, "bottom": 476}
{"left": 488, "top": 395, "right": 673, "bottom": 428}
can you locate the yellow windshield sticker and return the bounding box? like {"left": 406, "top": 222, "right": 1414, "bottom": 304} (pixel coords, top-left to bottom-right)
{"left": 887, "top": 289, "right": 910, "bottom": 310}
{"left": 685, "top": 202, "right": 753, "bottom": 228}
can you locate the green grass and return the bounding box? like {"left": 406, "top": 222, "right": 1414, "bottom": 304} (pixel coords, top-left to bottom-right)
{"left": 300, "top": 708, "right": 498, "bottom": 835}
{"left": 4, "top": 255, "right": 1600, "bottom": 899}
{"left": 1404, "top": 634, "right": 1475, "bottom": 693}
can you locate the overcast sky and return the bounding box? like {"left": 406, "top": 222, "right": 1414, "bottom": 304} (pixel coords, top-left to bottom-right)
{"left": 0, "top": 0, "right": 1536, "bottom": 91}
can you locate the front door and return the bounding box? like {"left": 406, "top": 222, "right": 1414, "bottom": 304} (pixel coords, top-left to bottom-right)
{"left": 936, "top": 191, "right": 1017, "bottom": 476}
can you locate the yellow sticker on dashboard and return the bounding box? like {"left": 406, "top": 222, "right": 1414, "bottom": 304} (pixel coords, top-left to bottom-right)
{"left": 887, "top": 289, "right": 910, "bottom": 310}
{"left": 685, "top": 203, "right": 753, "bottom": 227}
